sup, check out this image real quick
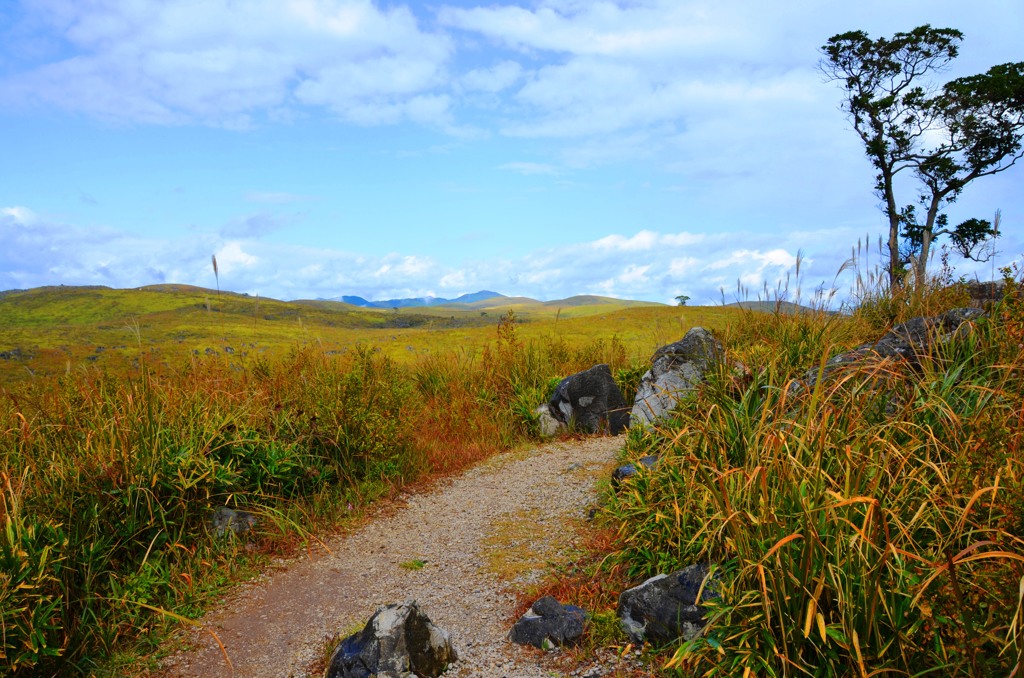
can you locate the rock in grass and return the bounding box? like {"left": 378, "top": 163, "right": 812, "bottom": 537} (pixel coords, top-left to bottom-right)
{"left": 631, "top": 328, "right": 723, "bottom": 427}
{"left": 790, "top": 307, "right": 986, "bottom": 396}
{"left": 548, "top": 364, "right": 630, "bottom": 434}
{"left": 617, "top": 562, "right": 718, "bottom": 645}
{"left": 872, "top": 307, "right": 985, "bottom": 365}
{"left": 210, "top": 506, "right": 257, "bottom": 538}
{"left": 611, "top": 454, "right": 660, "bottom": 489}
{"left": 509, "top": 596, "right": 587, "bottom": 649}
{"left": 325, "top": 600, "right": 456, "bottom": 678}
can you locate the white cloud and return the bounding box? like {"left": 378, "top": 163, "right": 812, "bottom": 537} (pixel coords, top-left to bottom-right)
{"left": 1, "top": 206, "right": 37, "bottom": 224}
{"left": 5, "top": 192, "right": 1020, "bottom": 308}
{"left": 618, "top": 264, "right": 650, "bottom": 284}
{"left": 663, "top": 233, "right": 704, "bottom": 247}
{"left": 461, "top": 61, "right": 523, "bottom": 93}
{"left": 215, "top": 241, "right": 258, "bottom": 273}
{"left": 439, "top": 270, "right": 467, "bottom": 288}
{"left": 705, "top": 249, "right": 798, "bottom": 271}
{"left": 593, "top": 231, "right": 659, "bottom": 252}
{"left": 1, "top": 0, "right": 453, "bottom": 126}
{"left": 438, "top": 1, "right": 749, "bottom": 59}
{"left": 668, "top": 256, "right": 700, "bottom": 276}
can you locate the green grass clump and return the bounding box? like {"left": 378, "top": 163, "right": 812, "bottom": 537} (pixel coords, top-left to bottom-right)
{"left": 603, "top": 282, "right": 1024, "bottom": 676}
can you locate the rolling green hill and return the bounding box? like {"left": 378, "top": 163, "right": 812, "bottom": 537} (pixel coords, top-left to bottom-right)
{"left": 0, "top": 285, "right": 725, "bottom": 385}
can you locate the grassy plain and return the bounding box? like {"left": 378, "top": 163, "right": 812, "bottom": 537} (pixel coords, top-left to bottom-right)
{"left": 8, "top": 278, "right": 1021, "bottom": 677}
{"left": 0, "top": 283, "right": 733, "bottom": 675}
{"left": 0, "top": 285, "right": 727, "bottom": 386}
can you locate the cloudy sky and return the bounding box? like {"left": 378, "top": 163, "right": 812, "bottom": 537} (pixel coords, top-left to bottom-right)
{"left": 1, "top": 0, "right": 1021, "bottom": 305}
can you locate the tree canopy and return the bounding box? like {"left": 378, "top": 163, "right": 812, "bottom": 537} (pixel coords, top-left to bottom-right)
{"left": 822, "top": 25, "right": 1024, "bottom": 286}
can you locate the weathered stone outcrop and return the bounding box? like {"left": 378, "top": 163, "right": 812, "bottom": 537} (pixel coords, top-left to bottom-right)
{"left": 548, "top": 364, "right": 630, "bottom": 434}
{"left": 325, "top": 600, "right": 456, "bottom": 678}
{"left": 631, "top": 328, "right": 723, "bottom": 427}
{"left": 963, "top": 280, "right": 1007, "bottom": 309}
{"left": 617, "top": 562, "right": 718, "bottom": 645}
{"left": 509, "top": 595, "right": 587, "bottom": 649}
{"left": 791, "top": 307, "right": 985, "bottom": 395}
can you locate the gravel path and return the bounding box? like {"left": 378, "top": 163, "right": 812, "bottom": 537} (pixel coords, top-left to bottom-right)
{"left": 159, "top": 436, "right": 626, "bottom": 677}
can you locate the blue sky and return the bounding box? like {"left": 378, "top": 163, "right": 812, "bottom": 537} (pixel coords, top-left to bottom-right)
{"left": 1, "top": 0, "right": 1021, "bottom": 305}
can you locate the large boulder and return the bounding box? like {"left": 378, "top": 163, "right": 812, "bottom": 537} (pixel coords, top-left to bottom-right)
{"left": 509, "top": 595, "right": 587, "bottom": 649}
{"left": 792, "top": 307, "right": 985, "bottom": 394}
{"left": 631, "top": 328, "right": 723, "bottom": 427}
{"left": 617, "top": 562, "right": 718, "bottom": 645}
{"left": 534, "top": 404, "right": 567, "bottom": 438}
{"left": 548, "top": 364, "right": 630, "bottom": 434}
{"left": 325, "top": 600, "right": 456, "bottom": 678}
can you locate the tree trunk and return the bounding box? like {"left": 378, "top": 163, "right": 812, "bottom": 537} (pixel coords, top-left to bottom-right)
{"left": 881, "top": 168, "right": 902, "bottom": 289}
{"left": 916, "top": 194, "right": 943, "bottom": 286}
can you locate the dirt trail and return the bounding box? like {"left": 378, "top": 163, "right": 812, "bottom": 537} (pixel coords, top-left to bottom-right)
{"left": 159, "top": 436, "right": 625, "bottom": 678}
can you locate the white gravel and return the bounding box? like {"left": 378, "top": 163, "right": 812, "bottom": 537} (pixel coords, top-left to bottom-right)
{"left": 158, "top": 436, "right": 628, "bottom": 678}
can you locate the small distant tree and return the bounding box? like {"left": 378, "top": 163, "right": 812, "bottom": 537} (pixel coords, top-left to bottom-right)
{"left": 675, "top": 294, "right": 690, "bottom": 306}
{"left": 822, "top": 26, "right": 1024, "bottom": 287}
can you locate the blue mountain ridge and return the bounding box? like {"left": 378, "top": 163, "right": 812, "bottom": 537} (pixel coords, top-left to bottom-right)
{"left": 330, "top": 290, "right": 506, "bottom": 309}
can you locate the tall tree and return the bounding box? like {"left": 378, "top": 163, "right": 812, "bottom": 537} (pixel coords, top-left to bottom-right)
{"left": 822, "top": 26, "right": 1024, "bottom": 286}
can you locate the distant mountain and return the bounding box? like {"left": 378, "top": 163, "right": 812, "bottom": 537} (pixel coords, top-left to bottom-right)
{"left": 339, "top": 295, "right": 373, "bottom": 306}
{"left": 447, "top": 290, "right": 506, "bottom": 304}
{"left": 328, "top": 290, "right": 506, "bottom": 309}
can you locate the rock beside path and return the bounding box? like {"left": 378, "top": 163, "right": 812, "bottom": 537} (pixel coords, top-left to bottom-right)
{"left": 509, "top": 596, "right": 587, "bottom": 649}
{"left": 548, "top": 364, "right": 630, "bottom": 434}
{"left": 325, "top": 600, "right": 455, "bottom": 678}
{"left": 631, "top": 328, "right": 723, "bottom": 427}
{"left": 534, "top": 404, "right": 567, "bottom": 437}
{"left": 617, "top": 562, "right": 718, "bottom": 645}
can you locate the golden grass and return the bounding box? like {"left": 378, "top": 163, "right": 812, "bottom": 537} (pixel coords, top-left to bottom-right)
{"left": 0, "top": 285, "right": 739, "bottom": 386}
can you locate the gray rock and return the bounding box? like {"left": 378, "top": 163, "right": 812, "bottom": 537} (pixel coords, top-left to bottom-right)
{"left": 963, "top": 280, "right": 1007, "bottom": 309}
{"left": 631, "top": 328, "right": 723, "bottom": 427}
{"left": 611, "top": 455, "right": 660, "bottom": 489}
{"left": 548, "top": 364, "right": 630, "bottom": 434}
{"left": 210, "top": 507, "right": 257, "bottom": 538}
{"left": 791, "top": 307, "right": 986, "bottom": 395}
{"left": 326, "top": 600, "right": 456, "bottom": 678}
{"left": 509, "top": 596, "right": 587, "bottom": 649}
{"left": 617, "top": 562, "right": 718, "bottom": 645}
{"left": 872, "top": 307, "right": 984, "bottom": 364}
{"left": 535, "top": 404, "right": 567, "bottom": 438}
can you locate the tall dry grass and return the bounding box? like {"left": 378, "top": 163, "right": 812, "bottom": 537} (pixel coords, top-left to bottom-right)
{"left": 603, "top": 273, "right": 1024, "bottom": 676}
{"left": 0, "top": 312, "right": 644, "bottom": 674}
